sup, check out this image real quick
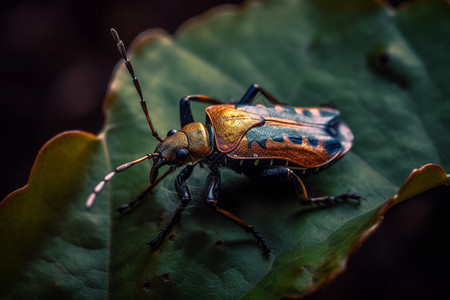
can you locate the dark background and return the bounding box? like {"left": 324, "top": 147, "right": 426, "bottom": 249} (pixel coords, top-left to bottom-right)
{"left": 1, "top": 0, "right": 449, "bottom": 299}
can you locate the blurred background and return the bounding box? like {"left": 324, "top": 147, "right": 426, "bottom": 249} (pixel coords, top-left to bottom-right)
{"left": 1, "top": 0, "right": 448, "bottom": 299}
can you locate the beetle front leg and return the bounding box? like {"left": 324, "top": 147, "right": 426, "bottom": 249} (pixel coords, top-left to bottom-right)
{"left": 205, "top": 169, "right": 272, "bottom": 254}
{"left": 148, "top": 165, "right": 194, "bottom": 250}
{"left": 116, "top": 165, "right": 176, "bottom": 214}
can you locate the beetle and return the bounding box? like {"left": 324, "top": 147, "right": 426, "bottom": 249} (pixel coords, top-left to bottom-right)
{"left": 86, "top": 29, "right": 360, "bottom": 254}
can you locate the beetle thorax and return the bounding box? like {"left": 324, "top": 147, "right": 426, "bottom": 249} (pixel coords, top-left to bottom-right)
{"left": 181, "top": 122, "right": 212, "bottom": 164}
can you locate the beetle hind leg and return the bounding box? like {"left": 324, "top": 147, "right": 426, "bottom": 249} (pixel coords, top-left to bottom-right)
{"left": 206, "top": 170, "right": 272, "bottom": 254}
{"left": 289, "top": 170, "right": 362, "bottom": 205}
{"left": 306, "top": 193, "right": 363, "bottom": 205}
{"left": 245, "top": 167, "right": 361, "bottom": 206}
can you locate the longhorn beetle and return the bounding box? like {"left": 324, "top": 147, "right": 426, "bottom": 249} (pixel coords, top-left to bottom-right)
{"left": 86, "top": 28, "right": 361, "bottom": 254}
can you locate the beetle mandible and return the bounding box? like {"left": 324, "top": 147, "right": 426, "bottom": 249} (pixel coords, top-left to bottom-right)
{"left": 86, "top": 28, "right": 361, "bottom": 254}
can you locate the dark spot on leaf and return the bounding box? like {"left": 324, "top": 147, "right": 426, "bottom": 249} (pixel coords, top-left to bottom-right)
{"left": 156, "top": 209, "right": 166, "bottom": 226}
{"left": 398, "top": 81, "right": 408, "bottom": 90}
{"left": 215, "top": 240, "right": 224, "bottom": 248}
{"left": 377, "top": 52, "right": 390, "bottom": 67}
{"left": 169, "top": 233, "right": 176, "bottom": 241}
{"left": 143, "top": 279, "right": 150, "bottom": 291}
{"left": 162, "top": 273, "right": 170, "bottom": 282}
{"left": 367, "top": 47, "right": 410, "bottom": 90}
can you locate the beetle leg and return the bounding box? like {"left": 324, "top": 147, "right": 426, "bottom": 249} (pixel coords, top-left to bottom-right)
{"left": 148, "top": 165, "right": 194, "bottom": 250}
{"left": 244, "top": 167, "right": 360, "bottom": 206}
{"left": 306, "top": 193, "right": 363, "bottom": 205}
{"left": 287, "top": 170, "right": 311, "bottom": 203}
{"left": 288, "top": 170, "right": 362, "bottom": 205}
{"left": 205, "top": 169, "right": 272, "bottom": 254}
{"left": 116, "top": 165, "right": 176, "bottom": 214}
{"left": 180, "top": 95, "right": 222, "bottom": 127}
{"left": 239, "top": 84, "right": 281, "bottom": 105}
{"left": 244, "top": 167, "right": 309, "bottom": 201}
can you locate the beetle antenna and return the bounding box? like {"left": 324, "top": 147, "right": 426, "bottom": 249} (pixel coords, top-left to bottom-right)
{"left": 110, "top": 28, "right": 163, "bottom": 142}
{"left": 86, "top": 153, "right": 159, "bottom": 209}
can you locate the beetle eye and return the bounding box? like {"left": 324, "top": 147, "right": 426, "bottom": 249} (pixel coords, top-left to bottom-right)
{"left": 175, "top": 149, "right": 188, "bottom": 162}
{"left": 167, "top": 129, "right": 177, "bottom": 137}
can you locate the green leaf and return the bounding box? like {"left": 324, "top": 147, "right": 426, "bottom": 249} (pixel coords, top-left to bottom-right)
{"left": 1, "top": 0, "right": 449, "bottom": 299}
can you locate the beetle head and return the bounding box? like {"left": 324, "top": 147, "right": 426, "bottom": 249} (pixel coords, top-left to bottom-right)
{"left": 150, "top": 122, "right": 212, "bottom": 183}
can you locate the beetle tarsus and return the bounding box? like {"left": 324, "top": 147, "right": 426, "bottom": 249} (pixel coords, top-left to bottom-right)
{"left": 117, "top": 204, "right": 130, "bottom": 214}
{"left": 338, "top": 193, "right": 364, "bottom": 202}
{"left": 248, "top": 227, "right": 272, "bottom": 254}
{"left": 148, "top": 225, "right": 171, "bottom": 251}
{"left": 308, "top": 193, "right": 362, "bottom": 206}
{"left": 149, "top": 197, "right": 190, "bottom": 251}
{"left": 148, "top": 238, "right": 161, "bottom": 251}
{"left": 116, "top": 185, "right": 153, "bottom": 214}
{"left": 116, "top": 197, "right": 142, "bottom": 214}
